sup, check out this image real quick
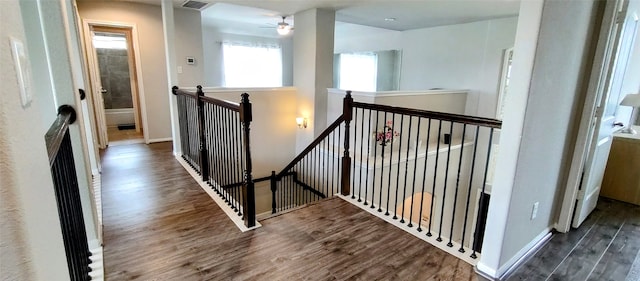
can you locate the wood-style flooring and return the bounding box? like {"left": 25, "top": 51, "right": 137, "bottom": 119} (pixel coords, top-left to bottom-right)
{"left": 101, "top": 142, "right": 476, "bottom": 280}
{"left": 507, "top": 197, "right": 640, "bottom": 281}
{"left": 107, "top": 127, "right": 143, "bottom": 146}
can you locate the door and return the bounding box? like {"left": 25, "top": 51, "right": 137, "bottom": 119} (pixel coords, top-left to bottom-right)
{"left": 85, "top": 24, "right": 144, "bottom": 148}
{"left": 573, "top": 0, "right": 639, "bottom": 227}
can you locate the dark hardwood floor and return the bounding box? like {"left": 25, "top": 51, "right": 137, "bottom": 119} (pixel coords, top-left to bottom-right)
{"left": 101, "top": 142, "right": 476, "bottom": 280}
{"left": 507, "top": 197, "right": 640, "bottom": 281}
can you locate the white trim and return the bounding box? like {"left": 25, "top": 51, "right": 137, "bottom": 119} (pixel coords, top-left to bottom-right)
{"left": 499, "top": 229, "right": 552, "bottom": 279}
{"left": 327, "top": 88, "right": 469, "bottom": 98}
{"left": 557, "top": 0, "right": 626, "bottom": 232}
{"left": 475, "top": 228, "right": 552, "bottom": 280}
{"left": 147, "top": 137, "right": 173, "bottom": 144}
{"left": 82, "top": 19, "right": 150, "bottom": 147}
{"left": 338, "top": 194, "right": 480, "bottom": 265}
{"left": 176, "top": 156, "right": 261, "bottom": 232}
{"left": 88, "top": 239, "right": 104, "bottom": 281}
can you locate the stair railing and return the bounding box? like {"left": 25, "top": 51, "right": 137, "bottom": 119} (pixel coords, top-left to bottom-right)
{"left": 45, "top": 104, "right": 92, "bottom": 281}
{"left": 268, "top": 92, "right": 353, "bottom": 213}
{"left": 270, "top": 90, "right": 501, "bottom": 261}
{"left": 172, "top": 86, "right": 256, "bottom": 227}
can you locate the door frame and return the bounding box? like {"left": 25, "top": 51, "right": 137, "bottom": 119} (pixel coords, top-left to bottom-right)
{"left": 82, "top": 19, "right": 148, "bottom": 147}
{"left": 556, "top": 0, "right": 627, "bottom": 232}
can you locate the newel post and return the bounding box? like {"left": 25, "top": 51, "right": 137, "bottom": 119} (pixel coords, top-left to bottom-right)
{"left": 240, "top": 93, "right": 256, "bottom": 228}
{"left": 341, "top": 91, "right": 353, "bottom": 196}
{"left": 196, "top": 85, "right": 209, "bottom": 182}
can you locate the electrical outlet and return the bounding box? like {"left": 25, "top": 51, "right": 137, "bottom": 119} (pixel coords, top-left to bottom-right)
{"left": 531, "top": 202, "right": 539, "bottom": 220}
{"left": 177, "top": 66, "right": 183, "bottom": 74}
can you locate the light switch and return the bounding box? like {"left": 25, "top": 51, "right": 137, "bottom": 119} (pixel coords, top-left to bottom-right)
{"left": 10, "top": 37, "right": 32, "bottom": 107}
{"left": 177, "top": 66, "right": 183, "bottom": 74}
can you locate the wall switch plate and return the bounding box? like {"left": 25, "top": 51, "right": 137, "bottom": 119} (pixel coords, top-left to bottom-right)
{"left": 10, "top": 37, "right": 32, "bottom": 107}
{"left": 531, "top": 202, "right": 539, "bottom": 220}
{"left": 186, "top": 56, "right": 195, "bottom": 65}
{"left": 177, "top": 66, "right": 183, "bottom": 74}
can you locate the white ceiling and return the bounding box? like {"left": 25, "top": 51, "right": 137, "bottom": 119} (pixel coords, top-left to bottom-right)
{"left": 200, "top": 0, "right": 519, "bottom": 37}
{"left": 86, "top": 0, "right": 520, "bottom": 37}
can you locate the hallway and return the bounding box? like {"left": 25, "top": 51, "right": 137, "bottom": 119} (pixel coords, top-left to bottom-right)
{"left": 508, "top": 198, "right": 640, "bottom": 281}
{"left": 101, "top": 142, "right": 477, "bottom": 280}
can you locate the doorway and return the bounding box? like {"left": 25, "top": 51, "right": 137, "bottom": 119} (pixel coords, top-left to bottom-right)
{"left": 557, "top": 0, "right": 640, "bottom": 231}
{"left": 84, "top": 22, "right": 146, "bottom": 147}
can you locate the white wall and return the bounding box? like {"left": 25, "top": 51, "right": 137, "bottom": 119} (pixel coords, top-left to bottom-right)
{"left": 335, "top": 17, "right": 518, "bottom": 118}
{"left": 479, "top": 0, "right": 604, "bottom": 278}
{"left": 201, "top": 87, "right": 298, "bottom": 213}
{"left": 174, "top": 8, "right": 204, "bottom": 87}
{"left": 1, "top": 0, "right": 73, "bottom": 279}
{"left": 200, "top": 27, "right": 294, "bottom": 87}
{"left": 77, "top": 2, "right": 204, "bottom": 141}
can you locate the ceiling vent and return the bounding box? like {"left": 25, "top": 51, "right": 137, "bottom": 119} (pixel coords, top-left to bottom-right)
{"left": 182, "top": 0, "right": 209, "bottom": 10}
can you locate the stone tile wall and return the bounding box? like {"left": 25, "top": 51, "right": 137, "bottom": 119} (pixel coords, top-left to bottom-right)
{"left": 97, "top": 48, "right": 133, "bottom": 109}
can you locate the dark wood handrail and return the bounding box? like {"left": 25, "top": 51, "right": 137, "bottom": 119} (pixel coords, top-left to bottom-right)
{"left": 201, "top": 95, "right": 240, "bottom": 111}
{"left": 172, "top": 86, "right": 240, "bottom": 111}
{"left": 276, "top": 115, "right": 346, "bottom": 179}
{"left": 353, "top": 101, "right": 502, "bottom": 129}
{"left": 45, "top": 105, "right": 76, "bottom": 166}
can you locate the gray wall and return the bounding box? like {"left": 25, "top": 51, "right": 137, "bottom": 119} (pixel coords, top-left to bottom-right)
{"left": 97, "top": 48, "right": 133, "bottom": 109}
{"left": 500, "top": 0, "right": 602, "bottom": 264}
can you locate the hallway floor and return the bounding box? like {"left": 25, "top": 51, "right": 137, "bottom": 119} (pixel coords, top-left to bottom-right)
{"left": 107, "top": 126, "right": 143, "bottom": 146}
{"left": 101, "top": 142, "right": 476, "bottom": 280}
{"left": 507, "top": 197, "right": 640, "bottom": 281}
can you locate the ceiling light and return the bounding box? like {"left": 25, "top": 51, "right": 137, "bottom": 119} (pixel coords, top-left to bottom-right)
{"left": 277, "top": 24, "right": 291, "bottom": 35}
{"left": 384, "top": 17, "right": 396, "bottom": 22}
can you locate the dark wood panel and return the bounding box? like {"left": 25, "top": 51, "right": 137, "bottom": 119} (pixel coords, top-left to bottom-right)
{"left": 101, "top": 142, "right": 476, "bottom": 280}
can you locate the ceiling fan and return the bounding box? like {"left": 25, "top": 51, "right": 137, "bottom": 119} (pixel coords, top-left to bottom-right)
{"left": 262, "top": 16, "right": 294, "bottom": 35}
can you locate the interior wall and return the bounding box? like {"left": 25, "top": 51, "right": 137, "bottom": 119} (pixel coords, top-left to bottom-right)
{"left": 174, "top": 8, "right": 204, "bottom": 87}
{"left": 200, "top": 27, "right": 294, "bottom": 87}
{"left": 1, "top": 0, "right": 72, "bottom": 279}
{"left": 501, "top": 0, "right": 602, "bottom": 270}
{"left": 334, "top": 17, "right": 518, "bottom": 118}
{"left": 77, "top": 2, "right": 204, "bottom": 141}
{"left": 203, "top": 88, "right": 298, "bottom": 214}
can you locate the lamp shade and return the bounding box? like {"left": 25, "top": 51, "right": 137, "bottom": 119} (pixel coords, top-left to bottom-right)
{"left": 620, "top": 93, "right": 640, "bottom": 107}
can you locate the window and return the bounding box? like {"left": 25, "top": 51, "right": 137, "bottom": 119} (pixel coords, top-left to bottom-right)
{"left": 222, "top": 42, "right": 282, "bottom": 87}
{"left": 338, "top": 53, "right": 377, "bottom": 92}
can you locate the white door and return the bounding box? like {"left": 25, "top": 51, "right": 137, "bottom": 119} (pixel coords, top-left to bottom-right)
{"left": 573, "top": 1, "right": 639, "bottom": 227}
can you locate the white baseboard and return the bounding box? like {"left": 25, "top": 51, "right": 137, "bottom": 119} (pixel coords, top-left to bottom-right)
{"left": 175, "top": 156, "right": 261, "bottom": 232}
{"left": 476, "top": 227, "right": 552, "bottom": 280}
{"left": 88, "top": 239, "right": 104, "bottom": 281}
{"left": 338, "top": 194, "right": 479, "bottom": 265}
{"left": 147, "top": 137, "right": 173, "bottom": 144}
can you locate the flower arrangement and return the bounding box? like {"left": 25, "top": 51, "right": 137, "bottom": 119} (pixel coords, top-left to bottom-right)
{"left": 375, "top": 120, "right": 399, "bottom": 146}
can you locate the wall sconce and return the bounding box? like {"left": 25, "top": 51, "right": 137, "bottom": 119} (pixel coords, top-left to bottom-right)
{"left": 296, "top": 117, "right": 308, "bottom": 129}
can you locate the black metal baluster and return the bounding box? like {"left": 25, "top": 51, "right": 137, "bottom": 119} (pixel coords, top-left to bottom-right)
{"left": 408, "top": 118, "right": 422, "bottom": 228}
{"left": 471, "top": 127, "right": 494, "bottom": 259}
{"left": 437, "top": 122, "right": 455, "bottom": 243}
{"left": 460, "top": 126, "right": 480, "bottom": 253}
{"left": 369, "top": 110, "right": 379, "bottom": 207}
{"left": 427, "top": 120, "right": 442, "bottom": 237}
{"left": 378, "top": 112, "right": 397, "bottom": 212}
{"left": 393, "top": 114, "right": 405, "bottom": 219}
{"left": 418, "top": 118, "right": 432, "bottom": 232}
{"left": 448, "top": 123, "right": 467, "bottom": 247}
{"left": 351, "top": 108, "right": 358, "bottom": 199}
{"left": 400, "top": 116, "right": 412, "bottom": 224}
{"left": 363, "top": 109, "right": 372, "bottom": 204}
{"left": 357, "top": 108, "right": 366, "bottom": 201}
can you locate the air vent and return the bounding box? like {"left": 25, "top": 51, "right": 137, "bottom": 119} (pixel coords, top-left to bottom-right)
{"left": 182, "top": 0, "right": 209, "bottom": 10}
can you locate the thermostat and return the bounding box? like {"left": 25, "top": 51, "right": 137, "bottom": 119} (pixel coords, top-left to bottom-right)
{"left": 186, "top": 57, "right": 196, "bottom": 65}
